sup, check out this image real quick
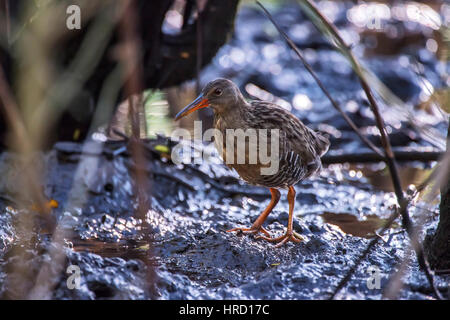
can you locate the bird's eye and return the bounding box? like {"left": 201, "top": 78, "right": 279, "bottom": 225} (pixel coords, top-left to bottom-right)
{"left": 214, "top": 88, "right": 223, "bottom": 96}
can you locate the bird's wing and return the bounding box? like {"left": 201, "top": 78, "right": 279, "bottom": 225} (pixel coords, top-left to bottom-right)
{"left": 248, "top": 101, "right": 329, "bottom": 163}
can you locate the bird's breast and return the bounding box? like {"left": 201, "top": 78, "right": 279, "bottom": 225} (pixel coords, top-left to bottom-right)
{"left": 212, "top": 117, "right": 312, "bottom": 188}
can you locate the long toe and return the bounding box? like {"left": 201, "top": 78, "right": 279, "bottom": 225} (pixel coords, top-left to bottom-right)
{"left": 226, "top": 226, "right": 272, "bottom": 237}
{"left": 255, "top": 231, "right": 303, "bottom": 247}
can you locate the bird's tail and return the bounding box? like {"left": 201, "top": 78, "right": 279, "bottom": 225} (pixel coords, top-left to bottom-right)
{"left": 314, "top": 132, "right": 330, "bottom": 157}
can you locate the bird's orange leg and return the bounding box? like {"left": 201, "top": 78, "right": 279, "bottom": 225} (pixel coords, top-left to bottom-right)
{"left": 227, "top": 188, "right": 280, "bottom": 237}
{"left": 256, "top": 186, "right": 303, "bottom": 247}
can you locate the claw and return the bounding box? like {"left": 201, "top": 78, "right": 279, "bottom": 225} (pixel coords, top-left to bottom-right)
{"left": 256, "top": 230, "right": 303, "bottom": 247}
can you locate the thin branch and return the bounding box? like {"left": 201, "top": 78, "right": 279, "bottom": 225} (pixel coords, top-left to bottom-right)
{"left": 195, "top": 0, "right": 203, "bottom": 94}
{"left": 435, "top": 269, "right": 450, "bottom": 275}
{"left": 329, "top": 207, "right": 401, "bottom": 299}
{"left": 256, "top": 1, "right": 383, "bottom": 158}
{"left": 182, "top": 0, "right": 195, "bottom": 30}
{"left": 3, "top": 0, "right": 10, "bottom": 43}
{"left": 384, "top": 148, "right": 450, "bottom": 299}
{"left": 257, "top": 0, "right": 443, "bottom": 299}
{"left": 322, "top": 150, "right": 442, "bottom": 164}
{"left": 293, "top": 0, "right": 443, "bottom": 299}
{"left": 118, "top": 0, "right": 157, "bottom": 297}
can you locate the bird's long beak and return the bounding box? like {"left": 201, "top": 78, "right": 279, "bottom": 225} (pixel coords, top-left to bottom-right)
{"left": 175, "top": 94, "right": 209, "bottom": 120}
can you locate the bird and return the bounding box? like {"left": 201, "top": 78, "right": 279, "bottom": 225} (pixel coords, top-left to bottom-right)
{"left": 175, "top": 78, "right": 329, "bottom": 247}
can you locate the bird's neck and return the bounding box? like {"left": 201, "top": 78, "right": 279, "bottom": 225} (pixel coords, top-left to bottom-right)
{"left": 213, "top": 99, "right": 250, "bottom": 130}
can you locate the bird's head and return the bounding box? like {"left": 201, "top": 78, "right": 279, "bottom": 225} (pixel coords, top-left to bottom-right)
{"left": 175, "top": 78, "right": 243, "bottom": 120}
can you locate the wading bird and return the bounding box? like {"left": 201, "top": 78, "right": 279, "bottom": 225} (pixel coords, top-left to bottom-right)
{"left": 175, "top": 79, "right": 329, "bottom": 247}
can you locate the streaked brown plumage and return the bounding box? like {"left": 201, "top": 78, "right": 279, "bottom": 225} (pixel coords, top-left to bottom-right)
{"left": 176, "top": 78, "right": 330, "bottom": 247}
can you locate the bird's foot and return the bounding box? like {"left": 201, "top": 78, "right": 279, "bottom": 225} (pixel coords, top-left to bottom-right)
{"left": 256, "top": 230, "right": 303, "bottom": 248}
{"left": 226, "top": 225, "right": 272, "bottom": 237}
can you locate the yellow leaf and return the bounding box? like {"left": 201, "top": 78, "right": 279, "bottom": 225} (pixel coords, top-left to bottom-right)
{"left": 154, "top": 145, "right": 170, "bottom": 154}
{"left": 73, "top": 129, "right": 81, "bottom": 141}
{"left": 30, "top": 199, "right": 58, "bottom": 213}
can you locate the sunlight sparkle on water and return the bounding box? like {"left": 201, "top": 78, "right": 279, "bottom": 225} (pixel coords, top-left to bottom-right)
{"left": 292, "top": 93, "right": 312, "bottom": 111}
{"left": 348, "top": 2, "right": 441, "bottom": 30}
{"left": 347, "top": 3, "right": 390, "bottom": 28}
{"left": 245, "top": 83, "right": 292, "bottom": 111}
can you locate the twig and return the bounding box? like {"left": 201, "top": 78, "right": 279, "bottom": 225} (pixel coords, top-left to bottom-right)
{"left": 195, "top": 0, "right": 203, "bottom": 94}
{"left": 329, "top": 206, "right": 401, "bottom": 299}
{"left": 297, "top": 0, "right": 443, "bottom": 299}
{"left": 322, "top": 150, "right": 442, "bottom": 164}
{"left": 19, "top": 2, "right": 119, "bottom": 300}
{"left": 119, "top": 0, "right": 155, "bottom": 295}
{"left": 119, "top": 0, "right": 151, "bottom": 216}
{"left": 384, "top": 148, "right": 450, "bottom": 299}
{"left": 258, "top": 0, "right": 443, "bottom": 299}
{"left": 435, "top": 269, "right": 450, "bottom": 275}
{"left": 256, "top": 1, "right": 383, "bottom": 158}
{"left": 3, "top": 0, "right": 10, "bottom": 44}
{"left": 182, "top": 0, "right": 195, "bottom": 30}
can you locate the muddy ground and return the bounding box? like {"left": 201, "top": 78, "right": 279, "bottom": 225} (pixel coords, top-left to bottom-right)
{"left": 0, "top": 138, "right": 448, "bottom": 299}
{"left": 0, "top": 1, "right": 449, "bottom": 299}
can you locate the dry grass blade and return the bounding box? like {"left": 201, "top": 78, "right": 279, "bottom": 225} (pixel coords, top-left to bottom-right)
{"left": 384, "top": 148, "right": 450, "bottom": 299}
{"left": 196, "top": 0, "right": 203, "bottom": 94}
{"left": 0, "top": 64, "right": 53, "bottom": 222}
{"left": 363, "top": 69, "right": 446, "bottom": 151}
{"left": 258, "top": 0, "right": 443, "bottom": 299}
{"left": 329, "top": 207, "right": 401, "bottom": 299}
{"left": 118, "top": 0, "right": 155, "bottom": 293}
{"left": 256, "top": 1, "right": 383, "bottom": 158}
{"left": 0, "top": 66, "right": 29, "bottom": 151}
{"left": 1, "top": 0, "right": 156, "bottom": 298}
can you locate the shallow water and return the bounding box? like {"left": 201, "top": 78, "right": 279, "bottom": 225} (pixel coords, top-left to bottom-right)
{"left": 0, "top": 0, "right": 449, "bottom": 300}
{"left": 0, "top": 138, "right": 447, "bottom": 299}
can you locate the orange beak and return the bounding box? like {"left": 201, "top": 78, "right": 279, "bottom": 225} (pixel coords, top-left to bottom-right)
{"left": 175, "top": 94, "right": 209, "bottom": 120}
